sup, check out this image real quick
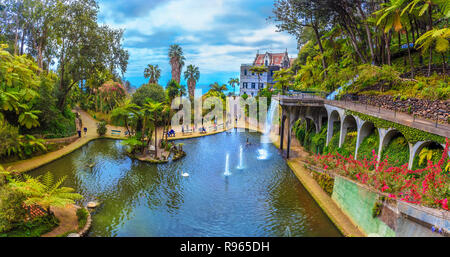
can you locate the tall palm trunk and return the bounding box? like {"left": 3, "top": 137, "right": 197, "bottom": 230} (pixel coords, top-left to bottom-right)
{"left": 154, "top": 125, "right": 158, "bottom": 158}
{"left": 405, "top": 28, "right": 415, "bottom": 78}
{"left": 427, "top": 6, "right": 433, "bottom": 76}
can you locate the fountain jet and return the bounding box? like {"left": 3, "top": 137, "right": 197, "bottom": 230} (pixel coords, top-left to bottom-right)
{"left": 236, "top": 145, "right": 244, "bottom": 169}
{"left": 258, "top": 100, "right": 278, "bottom": 160}
{"left": 224, "top": 153, "right": 231, "bottom": 176}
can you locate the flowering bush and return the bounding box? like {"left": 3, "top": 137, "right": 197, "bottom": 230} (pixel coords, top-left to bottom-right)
{"left": 310, "top": 139, "right": 449, "bottom": 210}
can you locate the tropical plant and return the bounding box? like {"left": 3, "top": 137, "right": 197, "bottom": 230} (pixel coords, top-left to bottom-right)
{"left": 168, "top": 44, "right": 185, "bottom": 84}
{"left": 273, "top": 68, "right": 293, "bottom": 94}
{"left": 184, "top": 64, "right": 200, "bottom": 98}
{"left": 97, "top": 121, "right": 107, "bottom": 136}
{"left": 419, "top": 147, "right": 434, "bottom": 166}
{"left": 144, "top": 64, "right": 161, "bottom": 84}
{"left": 209, "top": 82, "right": 228, "bottom": 94}
{"left": 9, "top": 172, "right": 83, "bottom": 215}
{"left": 228, "top": 78, "right": 239, "bottom": 96}
{"left": 249, "top": 65, "right": 268, "bottom": 90}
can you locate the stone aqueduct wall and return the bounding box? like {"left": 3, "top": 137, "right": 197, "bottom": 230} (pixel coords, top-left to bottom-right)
{"left": 323, "top": 104, "right": 448, "bottom": 169}
{"left": 342, "top": 94, "right": 450, "bottom": 124}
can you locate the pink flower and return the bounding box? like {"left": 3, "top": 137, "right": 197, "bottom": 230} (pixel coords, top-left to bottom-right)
{"left": 381, "top": 184, "right": 389, "bottom": 192}
{"left": 440, "top": 199, "right": 448, "bottom": 210}
{"left": 324, "top": 165, "right": 328, "bottom": 170}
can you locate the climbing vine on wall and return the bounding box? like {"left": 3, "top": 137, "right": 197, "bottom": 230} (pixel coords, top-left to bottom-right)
{"left": 346, "top": 110, "right": 445, "bottom": 144}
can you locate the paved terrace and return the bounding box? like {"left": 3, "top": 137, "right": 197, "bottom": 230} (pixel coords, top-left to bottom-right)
{"left": 274, "top": 94, "right": 450, "bottom": 139}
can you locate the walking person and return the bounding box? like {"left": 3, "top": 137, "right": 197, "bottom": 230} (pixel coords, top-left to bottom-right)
{"left": 76, "top": 116, "right": 82, "bottom": 138}
{"left": 83, "top": 127, "right": 87, "bottom": 136}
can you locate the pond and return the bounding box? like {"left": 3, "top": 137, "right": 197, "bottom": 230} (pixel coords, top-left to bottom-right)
{"left": 29, "top": 130, "right": 341, "bottom": 237}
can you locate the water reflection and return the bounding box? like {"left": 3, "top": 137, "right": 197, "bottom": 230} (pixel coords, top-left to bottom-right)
{"left": 29, "top": 132, "right": 341, "bottom": 237}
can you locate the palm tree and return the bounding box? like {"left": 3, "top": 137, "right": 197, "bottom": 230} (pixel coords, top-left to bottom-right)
{"left": 375, "top": 0, "right": 415, "bottom": 77}
{"left": 415, "top": 27, "right": 450, "bottom": 74}
{"left": 402, "top": 0, "right": 440, "bottom": 76}
{"left": 10, "top": 172, "right": 83, "bottom": 215}
{"left": 209, "top": 82, "right": 228, "bottom": 94}
{"left": 273, "top": 68, "right": 293, "bottom": 94}
{"left": 143, "top": 100, "right": 164, "bottom": 158}
{"left": 228, "top": 78, "right": 239, "bottom": 96}
{"left": 184, "top": 64, "right": 200, "bottom": 98}
{"left": 167, "top": 79, "right": 181, "bottom": 102}
{"left": 249, "top": 65, "right": 268, "bottom": 90}
{"left": 110, "top": 100, "right": 139, "bottom": 136}
{"left": 168, "top": 44, "right": 186, "bottom": 84}
{"left": 143, "top": 64, "right": 161, "bottom": 84}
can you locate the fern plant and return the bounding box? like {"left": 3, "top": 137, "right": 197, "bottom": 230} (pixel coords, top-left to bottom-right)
{"left": 9, "top": 172, "right": 82, "bottom": 215}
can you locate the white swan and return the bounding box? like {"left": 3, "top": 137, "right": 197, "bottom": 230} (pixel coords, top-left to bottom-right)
{"left": 181, "top": 170, "right": 189, "bottom": 177}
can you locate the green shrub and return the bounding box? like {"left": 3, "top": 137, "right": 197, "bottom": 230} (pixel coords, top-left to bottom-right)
{"left": 96, "top": 121, "right": 107, "bottom": 136}
{"left": 0, "top": 214, "right": 59, "bottom": 237}
{"left": 324, "top": 131, "right": 340, "bottom": 154}
{"left": 76, "top": 208, "right": 89, "bottom": 230}
{"left": 337, "top": 131, "right": 357, "bottom": 157}
{"left": 357, "top": 130, "right": 379, "bottom": 160}
{"left": 312, "top": 172, "right": 335, "bottom": 196}
{"left": 0, "top": 187, "right": 27, "bottom": 233}
{"left": 381, "top": 135, "right": 410, "bottom": 167}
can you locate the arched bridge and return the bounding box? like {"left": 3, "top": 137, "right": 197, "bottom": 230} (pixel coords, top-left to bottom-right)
{"left": 274, "top": 94, "right": 450, "bottom": 169}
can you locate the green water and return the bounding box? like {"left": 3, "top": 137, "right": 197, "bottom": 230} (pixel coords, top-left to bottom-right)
{"left": 29, "top": 131, "right": 341, "bottom": 237}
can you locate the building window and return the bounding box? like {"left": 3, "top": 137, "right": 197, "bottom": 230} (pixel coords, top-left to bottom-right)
{"left": 244, "top": 69, "right": 247, "bottom": 76}
{"left": 259, "top": 83, "right": 264, "bottom": 89}
{"left": 251, "top": 83, "right": 255, "bottom": 89}
{"left": 265, "top": 60, "right": 268, "bottom": 66}
{"left": 242, "top": 82, "right": 247, "bottom": 88}
{"left": 270, "top": 70, "right": 274, "bottom": 77}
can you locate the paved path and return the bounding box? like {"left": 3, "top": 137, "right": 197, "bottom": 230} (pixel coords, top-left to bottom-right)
{"left": 326, "top": 100, "right": 450, "bottom": 138}
{"left": 41, "top": 205, "right": 79, "bottom": 237}
{"left": 3, "top": 109, "right": 125, "bottom": 173}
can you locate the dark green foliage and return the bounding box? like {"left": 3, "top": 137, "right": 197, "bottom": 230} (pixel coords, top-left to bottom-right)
{"left": 311, "top": 125, "right": 327, "bottom": 154}
{"left": 324, "top": 131, "right": 340, "bottom": 154}
{"left": 0, "top": 187, "right": 27, "bottom": 233}
{"left": 381, "top": 135, "right": 410, "bottom": 167}
{"left": 357, "top": 130, "right": 379, "bottom": 160}
{"left": 0, "top": 214, "right": 59, "bottom": 237}
{"left": 312, "top": 172, "right": 334, "bottom": 196}
{"left": 372, "top": 197, "right": 385, "bottom": 218}
{"left": 96, "top": 121, "right": 107, "bottom": 136}
{"left": 132, "top": 84, "right": 166, "bottom": 107}
{"left": 337, "top": 131, "right": 357, "bottom": 157}
{"left": 76, "top": 208, "right": 89, "bottom": 230}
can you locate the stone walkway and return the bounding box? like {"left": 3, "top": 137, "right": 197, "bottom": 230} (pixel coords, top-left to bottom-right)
{"left": 325, "top": 99, "right": 450, "bottom": 138}
{"left": 4, "top": 109, "right": 106, "bottom": 173}
{"left": 41, "top": 205, "right": 79, "bottom": 237}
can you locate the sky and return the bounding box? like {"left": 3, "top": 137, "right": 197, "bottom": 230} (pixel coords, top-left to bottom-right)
{"left": 97, "top": 0, "right": 298, "bottom": 93}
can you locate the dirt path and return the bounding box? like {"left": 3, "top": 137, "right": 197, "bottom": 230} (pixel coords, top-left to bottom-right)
{"left": 41, "top": 205, "right": 79, "bottom": 237}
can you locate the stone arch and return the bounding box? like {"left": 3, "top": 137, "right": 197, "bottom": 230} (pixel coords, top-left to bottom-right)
{"left": 305, "top": 116, "right": 318, "bottom": 133}
{"left": 378, "top": 129, "right": 409, "bottom": 164}
{"left": 326, "top": 110, "right": 341, "bottom": 146}
{"left": 409, "top": 141, "right": 446, "bottom": 170}
{"left": 340, "top": 115, "right": 358, "bottom": 147}
{"left": 355, "top": 120, "right": 377, "bottom": 160}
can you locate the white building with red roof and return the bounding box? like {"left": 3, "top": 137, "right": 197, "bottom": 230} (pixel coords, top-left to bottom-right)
{"left": 240, "top": 49, "right": 294, "bottom": 96}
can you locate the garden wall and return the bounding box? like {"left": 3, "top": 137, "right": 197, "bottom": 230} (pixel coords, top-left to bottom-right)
{"left": 331, "top": 176, "right": 448, "bottom": 237}
{"left": 331, "top": 176, "right": 395, "bottom": 237}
